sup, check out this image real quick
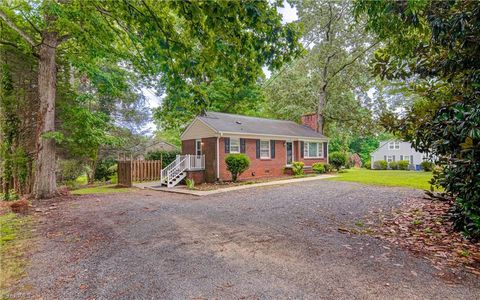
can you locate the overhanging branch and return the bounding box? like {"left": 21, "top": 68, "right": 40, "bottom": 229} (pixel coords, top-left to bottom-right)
{"left": 327, "top": 41, "right": 379, "bottom": 83}
{"left": 0, "top": 9, "right": 38, "bottom": 47}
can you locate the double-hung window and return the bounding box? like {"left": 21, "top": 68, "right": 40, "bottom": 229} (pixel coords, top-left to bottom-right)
{"left": 195, "top": 139, "right": 202, "bottom": 155}
{"left": 388, "top": 141, "right": 400, "bottom": 150}
{"left": 229, "top": 138, "right": 240, "bottom": 153}
{"left": 260, "top": 140, "right": 270, "bottom": 159}
{"left": 303, "top": 142, "right": 323, "bottom": 158}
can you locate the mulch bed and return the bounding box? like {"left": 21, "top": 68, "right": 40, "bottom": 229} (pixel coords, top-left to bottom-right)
{"left": 192, "top": 174, "right": 316, "bottom": 191}
{"left": 358, "top": 197, "right": 480, "bottom": 276}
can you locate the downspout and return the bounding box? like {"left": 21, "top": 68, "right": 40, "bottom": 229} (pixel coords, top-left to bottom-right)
{"left": 326, "top": 141, "right": 329, "bottom": 164}
{"left": 216, "top": 136, "right": 220, "bottom": 181}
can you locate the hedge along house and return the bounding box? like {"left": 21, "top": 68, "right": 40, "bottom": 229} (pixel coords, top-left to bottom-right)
{"left": 169, "top": 111, "right": 329, "bottom": 185}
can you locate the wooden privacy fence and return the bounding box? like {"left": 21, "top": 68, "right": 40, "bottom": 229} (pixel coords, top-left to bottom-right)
{"left": 117, "top": 160, "right": 162, "bottom": 187}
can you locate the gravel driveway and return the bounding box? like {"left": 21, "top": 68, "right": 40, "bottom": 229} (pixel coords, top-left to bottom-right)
{"left": 14, "top": 180, "right": 480, "bottom": 299}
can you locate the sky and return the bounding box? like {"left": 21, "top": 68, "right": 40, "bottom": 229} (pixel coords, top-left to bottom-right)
{"left": 144, "top": 2, "right": 298, "bottom": 133}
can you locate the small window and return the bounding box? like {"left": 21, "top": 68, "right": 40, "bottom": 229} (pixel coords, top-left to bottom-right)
{"left": 387, "top": 155, "right": 393, "bottom": 162}
{"left": 260, "top": 140, "right": 270, "bottom": 159}
{"left": 304, "top": 142, "right": 323, "bottom": 158}
{"left": 388, "top": 141, "right": 400, "bottom": 150}
{"left": 195, "top": 139, "right": 202, "bottom": 156}
{"left": 230, "top": 138, "right": 240, "bottom": 153}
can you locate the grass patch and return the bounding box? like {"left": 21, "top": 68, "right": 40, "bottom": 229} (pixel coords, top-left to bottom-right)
{"left": 71, "top": 184, "right": 133, "bottom": 195}
{"left": 0, "top": 212, "right": 32, "bottom": 297}
{"left": 75, "top": 174, "right": 88, "bottom": 185}
{"left": 326, "top": 168, "right": 434, "bottom": 190}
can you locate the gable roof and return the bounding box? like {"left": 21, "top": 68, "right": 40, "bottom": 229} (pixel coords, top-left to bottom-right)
{"left": 182, "top": 111, "right": 328, "bottom": 140}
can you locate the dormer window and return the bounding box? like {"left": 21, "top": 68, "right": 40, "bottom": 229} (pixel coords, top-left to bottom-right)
{"left": 388, "top": 141, "right": 400, "bottom": 150}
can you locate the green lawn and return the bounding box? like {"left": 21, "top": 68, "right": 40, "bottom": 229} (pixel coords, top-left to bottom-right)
{"left": 0, "top": 212, "right": 32, "bottom": 297}
{"left": 326, "top": 168, "right": 435, "bottom": 190}
{"left": 71, "top": 184, "right": 133, "bottom": 195}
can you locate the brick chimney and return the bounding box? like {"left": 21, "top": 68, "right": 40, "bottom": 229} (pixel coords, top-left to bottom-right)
{"left": 300, "top": 113, "right": 318, "bottom": 132}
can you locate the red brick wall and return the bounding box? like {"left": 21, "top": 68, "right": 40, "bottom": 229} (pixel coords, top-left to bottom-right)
{"left": 203, "top": 137, "right": 217, "bottom": 182}
{"left": 183, "top": 137, "right": 327, "bottom": 183}
{"left": 186, "top": 170, "right": 205, "bottom": 183}
{"left": 182, "top": 139, "right": 195, "bottom": 155}
{"left": 219, "top": 138, "right": 289, "bottom": 181}
{"left": 183, "top": 138, "right": 217, "bottom": 183}
{"left": 293, "top": 141, "right": 327, "bottom": 166}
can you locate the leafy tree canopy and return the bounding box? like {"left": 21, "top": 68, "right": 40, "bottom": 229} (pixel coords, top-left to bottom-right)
{"left": 355, "top": 0, "right": 480, "bottom": 239}
{"left": 1, "top": 0, "right": 302, "bottom": 197}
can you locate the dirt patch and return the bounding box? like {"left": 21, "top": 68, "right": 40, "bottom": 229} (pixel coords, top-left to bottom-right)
{"left": 360, "top": 197, "right": 480, "bottom": 277}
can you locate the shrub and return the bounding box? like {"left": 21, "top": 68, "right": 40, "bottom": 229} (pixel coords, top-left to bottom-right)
{"left": 329, "top": 152, "right": 347, "bottom": 170}
{"left": 145, "top": 150, "right": 180, "bottom": 167}
{"left": 94, "top": 158, "right": 116, "bottom": 182}
{"left": 312, "top": 162, "right": 325, "bottom": 174}
{"left": 420, "top": 161, "right": 434, "bottom": 172}
{"left": 398, "top": 160, "right": 410, "bottom": 170}
{"left": 324, "top": 163, "right": 332, "bottom": 173}
{"left": 389, "top": 161, "right": 399, "bottom": 170}
{"left": 364, "top": 160, "right": 372, "bottom": 169}
{"left": 185, "top": 178, "right": 195, "bottom": 189}
{"left": 225, "top": 153, "right": 250, "bottom": 182}
{"left": 0, "top": 190, "right": 19, "bottom": 201}
{"left": 373, "top": 160, "right": 387, "bottom": 170}
{"left": 57, "top": 159, "right": 85, "bottom": 185}
{"left": 291, "top": 161, "right": 304, "bottom": 176}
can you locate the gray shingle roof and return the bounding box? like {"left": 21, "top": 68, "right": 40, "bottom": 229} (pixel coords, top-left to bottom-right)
{"left": 197, "top": 111, "right": 327, "bottom": 139}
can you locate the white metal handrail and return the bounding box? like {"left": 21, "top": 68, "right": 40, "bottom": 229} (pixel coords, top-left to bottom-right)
{"left": 160, "top": 155, "right": 205, "bottom": 186}
{"left": 167, "top": 156, "right": 187, "bottom": 178}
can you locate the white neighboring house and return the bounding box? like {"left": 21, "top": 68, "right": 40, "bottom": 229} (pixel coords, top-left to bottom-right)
{"left": 370, "top": 140, "right": 427, "bottom": 170}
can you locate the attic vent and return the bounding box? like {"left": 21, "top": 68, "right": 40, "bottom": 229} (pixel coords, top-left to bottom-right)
{"left": 235, "top": 121, "right": 242, "bottom": 124}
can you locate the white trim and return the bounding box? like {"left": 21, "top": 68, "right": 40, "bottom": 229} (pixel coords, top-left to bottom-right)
{"left": 218, "top": 131, "right": 329, "bottom": 141}
{"left": 181, "top": 116, "right": 329, "bottom": 141}
{"left": 303, "top": 141, "right": 324, "bottom": 159}
{"left": 259, "top": 139, "right": 271, "bottom": 159}
{"left": 216, "top": 136, "right": 220, "bottom": 180}
{"left": 229, "top": 137, "right": 240, "bottom": 153}
{"left": 180, "top": 117, "right": 219, "bottom": 140}
{"left": 195, "top": 139, "right": 202, "bottom": 155}
{"left": 388, "top": 141, "right": 400, "bottom": 150}
{"left": 285, "top": 141, "right": 294, "bottom": 166}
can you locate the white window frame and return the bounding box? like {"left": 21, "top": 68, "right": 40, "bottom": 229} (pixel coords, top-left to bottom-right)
{"left": 260, "top": 140, "right": 271, "bottom": 159}
{"left": 303, "top": 141, "right": 323, "bottom": 158}
{"left": 195, "top": 139, "right": 202, "bottom": 156}
{"left": 229, "top": 138, "right": 240, "bottom": 153}
{"left": 388, "top": 141, "right": 400, "bottom": 150}
{"left": 387, "top": 155, "right": 393, "bottom": 162}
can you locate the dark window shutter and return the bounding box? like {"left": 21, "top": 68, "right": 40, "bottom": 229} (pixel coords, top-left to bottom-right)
{"left": 393, "top": 155, "right": 395, "bottom": 161}
{"left": 256, "top": 140, "right": 260, "bottom": 159}
{"left": 384, "top": 155, "right": 387, "bottom": 161}
{"left": 323, "top": 142, "right": 328, "bottom": 158}
{"left": 224, "top": 137, "right": 230, "bottom": 153}
{"left": 400, "top": 155, "right": 403, "bottom": 161}
{"left": 240, "top": 138, "right": 246, "bottom": 153}
{"left": 270, "top": 140, "right": 275, "bottom": 158}
{"left": 300, "top": 141, "right": 304, "bottom": 158}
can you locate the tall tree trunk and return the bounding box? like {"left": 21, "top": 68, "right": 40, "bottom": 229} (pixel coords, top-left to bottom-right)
{"left": 317, "top": 88, "right": 327, "bottom": 134}
{"left": 33, "top": 33, "right": 58, "bottom": 199}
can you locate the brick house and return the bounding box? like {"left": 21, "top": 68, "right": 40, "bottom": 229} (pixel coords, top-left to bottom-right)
{"left": 168, "top": 111, "right": 328, "bottom": 185}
